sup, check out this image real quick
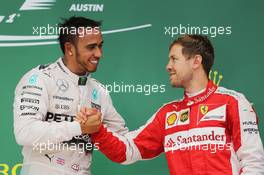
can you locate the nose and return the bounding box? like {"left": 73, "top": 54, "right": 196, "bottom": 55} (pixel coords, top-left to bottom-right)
{"left": 94, "top": 46, "right": 102, "bottom": 58}
{"left": 166, "top": 60, "right": 172, "bottom": 72}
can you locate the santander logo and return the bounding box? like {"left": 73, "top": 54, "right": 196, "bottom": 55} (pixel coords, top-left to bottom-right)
{"left": 164, "top": 127, "right": 228, "bottom": 152}
{"left": 176, "top": 130, "right": 225, "bottom": 145}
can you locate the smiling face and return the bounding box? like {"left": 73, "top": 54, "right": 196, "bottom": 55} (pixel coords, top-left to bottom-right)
{"left": 75, "top": 29, "right": 103, "bottom": 73}
{"left": 166, "top": 44, "right": 194, "bottom": 88}
{"left": 65, "top": 28, "right": 103, "bottom": 75}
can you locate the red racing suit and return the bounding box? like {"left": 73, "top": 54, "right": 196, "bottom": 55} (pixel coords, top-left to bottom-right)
{"left": 92, "top": 81, "right": 264, "bottom": 175}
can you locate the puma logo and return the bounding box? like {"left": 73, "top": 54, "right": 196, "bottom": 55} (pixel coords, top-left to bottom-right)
{"left": 45, "top": 154, "right": 54, "bottom": 162}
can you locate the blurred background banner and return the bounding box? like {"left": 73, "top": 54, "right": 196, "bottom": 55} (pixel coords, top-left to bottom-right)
{"left": 0, "top": 0, "right": 263, "bottom": 174}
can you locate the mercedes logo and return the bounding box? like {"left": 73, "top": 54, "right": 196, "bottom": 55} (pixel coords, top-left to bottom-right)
{"left": 56, "top": 79, "right": 69, "bottom": 92}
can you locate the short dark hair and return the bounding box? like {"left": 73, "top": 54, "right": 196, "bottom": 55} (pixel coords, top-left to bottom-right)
{"left": 169, "top": 34, "right": 214, "bottom": 76}
{"left": 58, "top": 16, "right": 102, "bottom": 54}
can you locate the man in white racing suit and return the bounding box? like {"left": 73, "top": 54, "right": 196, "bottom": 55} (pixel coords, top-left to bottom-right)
{"left": 13, "top": 16, "right": 128, "bottom": 175}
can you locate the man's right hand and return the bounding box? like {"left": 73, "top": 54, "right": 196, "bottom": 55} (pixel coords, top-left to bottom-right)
{"left": 75, "top": 107, "right": 102, "bottom": 134}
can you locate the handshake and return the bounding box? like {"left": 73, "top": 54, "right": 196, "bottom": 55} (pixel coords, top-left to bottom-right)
{"left": 75, "top": 107, "right": 102, "bottom": 134}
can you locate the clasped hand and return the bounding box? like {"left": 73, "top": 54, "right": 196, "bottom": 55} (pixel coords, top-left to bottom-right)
{"left": 75, "top": 107, "right": 102, "bottom": 134}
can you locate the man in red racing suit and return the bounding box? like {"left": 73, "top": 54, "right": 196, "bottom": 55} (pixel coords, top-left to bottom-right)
{"left": 85, "top": 34, "right": 264, "bottom": 175}
{"left": 91, "top": 80, "right": 264, "bottom": 175}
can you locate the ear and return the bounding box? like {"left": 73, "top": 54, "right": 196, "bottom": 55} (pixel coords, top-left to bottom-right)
{"left": 192, "top": 55, "right": 202, "bottom": 69}
{"left": 64, "top": 42, "right": 75, "bottom": 56}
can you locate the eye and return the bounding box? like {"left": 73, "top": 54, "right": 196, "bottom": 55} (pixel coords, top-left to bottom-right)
{"left": 98, "top": 43, "right": 103, "bottom": 49}
{"left": 172, "top": 57, "right": 178, "bottom": 62}
{"left": 86, "top": 43, "right": 103, "bottom": 50}
{"left": 86, "top": 44, "right": 97, "bottom": 50}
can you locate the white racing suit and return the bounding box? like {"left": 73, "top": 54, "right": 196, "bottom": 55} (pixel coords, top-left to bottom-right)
{"left": 13, "top": 58, "right": 128, "bottom": 175}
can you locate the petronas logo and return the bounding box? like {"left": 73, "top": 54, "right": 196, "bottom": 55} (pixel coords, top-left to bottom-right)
{"left": 78, "top": 77, "right": 87, "bottom": 86}
{"left": 209, "top": 70, "right": 223, "bottom": 86}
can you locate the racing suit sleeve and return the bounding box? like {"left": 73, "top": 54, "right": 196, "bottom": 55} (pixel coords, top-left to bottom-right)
{"left": 100, "top": 91, "right": 129, "bottom": 135}
{"left": 228, "top": 94, "right": 264, "bottom": 174}
{"left": 13, "top": 69, "right": 81, "bottom": 146}
{"left": 92, "top": 107, "right": 165, "bottom": 164}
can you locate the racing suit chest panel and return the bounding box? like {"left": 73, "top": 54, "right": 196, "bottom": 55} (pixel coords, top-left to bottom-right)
{"left": 42, "top": 67, "right": 103, "bottom": 122}
{"left": 164, "top": 95, "right": 229, "bottom": 131}
{"left": 43, "top": 73, "right": 81, "bottom": 122}
{"left": 163, "top": 94, "right": 233, "bottom": 175}
{"left": 191, "top": 95, "right": 229, "bottom": 129}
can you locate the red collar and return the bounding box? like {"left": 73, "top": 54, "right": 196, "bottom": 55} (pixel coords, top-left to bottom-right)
{"left": 180, "top": 81, "right": 217, "bottom": 108}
